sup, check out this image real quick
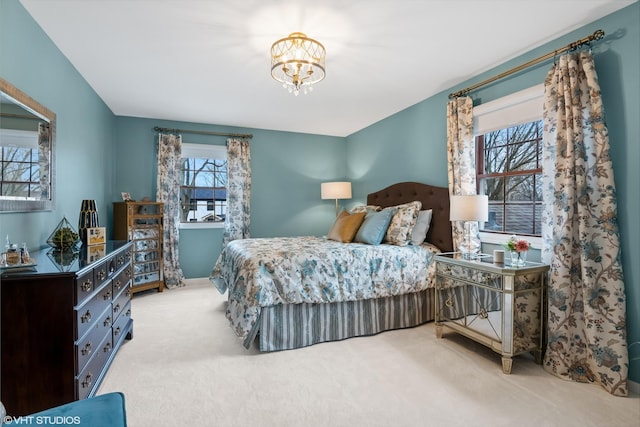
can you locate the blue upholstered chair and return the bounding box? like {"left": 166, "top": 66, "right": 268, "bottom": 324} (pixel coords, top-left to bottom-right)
{"left": 1, "top": 392, "right": 127, "bottom": 427}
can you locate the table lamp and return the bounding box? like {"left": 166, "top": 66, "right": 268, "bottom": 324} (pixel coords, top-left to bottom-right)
{"left": 321, "top": 182, "right": 352, "bottom": 216}
{"left": 450, "top": 194, "right": 488, "bottom": 259}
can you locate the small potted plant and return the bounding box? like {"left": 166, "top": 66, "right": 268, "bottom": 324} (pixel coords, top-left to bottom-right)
{"left": 505, "top": 235, "right": 531, "bottom": 267}
{"left": 47, "top": 217, "right": 80, "bottom": 251}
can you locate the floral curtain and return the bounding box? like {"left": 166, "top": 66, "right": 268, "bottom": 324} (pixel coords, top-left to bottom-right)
{"left": 156, "top": 132, "right": 186, "bottom": 288}
{"left": 446, "top": 96, "right": 477, "bottom": 250}
{"left": 222, "top": 138, "right": 251, "bottom": 248}
{"left": 541, "top": 51, "right": 628, "bottom": 396}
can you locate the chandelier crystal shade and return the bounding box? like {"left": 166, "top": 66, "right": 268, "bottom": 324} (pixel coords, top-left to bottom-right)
{"left": 271, "top": 32, "right": 326, "bottom": 96}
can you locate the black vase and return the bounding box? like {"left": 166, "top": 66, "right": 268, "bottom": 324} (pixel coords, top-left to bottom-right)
{"left": 78, "top": 199, "right": 99, "bottom": 244}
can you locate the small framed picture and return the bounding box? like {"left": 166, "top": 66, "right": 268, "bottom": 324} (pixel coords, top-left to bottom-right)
{"left": 87, "top": 227, "right": 106, "bottom": 246}
{"left": 121, "top": 192, "right": 132, "bottom": 201}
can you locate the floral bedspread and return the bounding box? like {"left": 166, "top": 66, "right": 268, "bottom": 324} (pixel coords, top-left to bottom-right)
{"left": 210, "top": 236, "right": 440, "bottom": 340}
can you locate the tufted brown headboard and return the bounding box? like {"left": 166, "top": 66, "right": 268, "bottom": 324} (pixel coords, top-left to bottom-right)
{"left": 367, "top": 182, "right": 453, "bottom": 252}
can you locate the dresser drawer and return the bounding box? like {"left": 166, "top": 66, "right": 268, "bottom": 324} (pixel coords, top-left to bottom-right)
{"left": 75, "top": 270, "right": 94, "bottom": 306}
{"left": 112, "top": 301, "right": 132, "bottom": 345}
{"left": 115, "top": 247, "right": 131, "bottom": 271}
{"left": 76, "top": 282, "right": 112, "bottom": 340}
{"left": 76, "top": 332, "right": 113, "bottom": 400}
{"left": 133, "top": 272, "right": 160, "bottom": 287}
{"left": 112, "top": 285, "right": 131, "bottom": 321}
{"left": 94, "top": 260, "right": 109, "bottom": 288}
{"left": 436, "top": 262, "right": 503, "bottom": 290}
{"left": 76, "top": 307, "right": 112, "bottom": 373}
{"left": 112, "top": 264, "right": 131, "bottom": 296}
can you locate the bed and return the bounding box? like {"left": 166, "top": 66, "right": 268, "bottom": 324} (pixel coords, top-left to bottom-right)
{"left": 210, "top": 182, "right": 453, "bottom": 351}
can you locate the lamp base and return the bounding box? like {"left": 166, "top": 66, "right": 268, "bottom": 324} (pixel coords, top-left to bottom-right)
{"left": 458, "top": 221, "right": 481, "bottom": 259}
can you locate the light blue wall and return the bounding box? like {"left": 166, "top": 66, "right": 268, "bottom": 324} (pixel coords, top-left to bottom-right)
{"left": 346, "top": 3, "right": 639, "bottom": 383}
{"left": 113, "top": 117, "right": 346, "bottom": 279}
{"left": 0, "top": 0, "right": 116, "bottom": 253}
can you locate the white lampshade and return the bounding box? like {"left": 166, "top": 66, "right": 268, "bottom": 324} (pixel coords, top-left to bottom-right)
{"left": 450, "top": 195, "right": 489, "bottom": 222}
{"left": 321, "top": 182, "right": 352, "bottom": 200}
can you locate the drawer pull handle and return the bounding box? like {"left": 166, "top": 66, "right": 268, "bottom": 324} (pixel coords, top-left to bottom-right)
{"left": 126, "top": 309, "right": 132, "bottom": 317}
{"left": 126, "top": 289, "right": 131, "bottom": 298}
{"left": 81, "top": 280, "right": 92, "bottom": 292}
{"left": 114, "top": 280, "right": 122, "bottom": 290}
{"left": 97, "top": 270, "right": 106, "bottom": 281}
{"left": 81, "top": 373, "right": 93, "bottom": 389}
{"left": 114, "top": 304, "right": 120, "bottom": 314}
{"left": 104, "top": 316, "right": 112, "bottom": 327}
{"left": 81, "top": 310, "right": 92, "bottom": 324}
{"left": 81, "top": 342, "right": 92, "bottom": 356}
{"left": 103, "top": 290, "right": 112, "bottom": 300}
{"left": 104, "top": 342, "right": 112, "bottom": 353}
{"left": 114, "top": 326, "right": 121, "bottom": 337}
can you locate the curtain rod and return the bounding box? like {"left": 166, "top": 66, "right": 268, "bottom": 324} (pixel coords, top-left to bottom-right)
{"left": 448, "top": 29, "right": 605, "bottom": 99}
{"left": 153, "top": 126, "right": 253, "bottom": 139}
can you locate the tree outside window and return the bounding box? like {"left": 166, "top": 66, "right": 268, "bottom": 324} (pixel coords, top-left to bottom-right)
{"left": 476, "top": 120, "right": 543, "bottom": 236}
{"left": 0, "top": 145, "right": 40, "bottom": 199}
{"left": 180, "top": 156, "right": 227, "bottom": 223}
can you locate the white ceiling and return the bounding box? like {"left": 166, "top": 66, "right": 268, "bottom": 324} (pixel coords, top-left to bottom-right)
{"left": 20, "top": 0, "right": 635, "bottom": 137}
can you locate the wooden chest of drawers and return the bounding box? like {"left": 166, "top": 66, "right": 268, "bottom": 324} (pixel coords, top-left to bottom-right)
{"left": 113, "top": 201, "right": 164, "bottom": 294}
{"left": 0, "top": 241, "right": 133, "bottom": 416}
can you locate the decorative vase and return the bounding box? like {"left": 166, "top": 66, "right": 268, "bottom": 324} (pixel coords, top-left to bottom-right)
{"left": 78, "top": 199, "right": 99, "bottom": 244}
{"left": 509, "top": 250, "right": 528, "bottom": 267}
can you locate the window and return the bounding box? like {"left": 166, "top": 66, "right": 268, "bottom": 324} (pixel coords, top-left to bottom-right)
{"left": 0, "top": 129, "right": 41, "bottom": 200}
{"left": 179, "top": 143, "right": 227, "bottom": 226}
{"left": 473, "top": 84, "right": 544, "bottom": 237}
{"left": 476, "top": 120, "right": 543, "bottom": 235}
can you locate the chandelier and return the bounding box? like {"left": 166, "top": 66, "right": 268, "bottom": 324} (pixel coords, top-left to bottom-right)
{"left": 270, "top": 32, "right": 326, "bottom": 96}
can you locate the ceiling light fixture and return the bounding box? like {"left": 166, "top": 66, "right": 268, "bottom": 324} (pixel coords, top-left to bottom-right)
{"left": 271, "top": 32, "right": 326, "bottom": 96}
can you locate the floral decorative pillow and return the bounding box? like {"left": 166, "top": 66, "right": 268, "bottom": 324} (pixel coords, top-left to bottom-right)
{"left": 383, "top": 201, "right": 422, "bottom": 246}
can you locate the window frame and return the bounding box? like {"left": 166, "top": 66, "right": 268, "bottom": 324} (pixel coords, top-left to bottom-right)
{"left": 178, "top": 143, "right": 227, "bottom": 230}
{"left": 472, "top": 84, "right": 544, "bottom": 247}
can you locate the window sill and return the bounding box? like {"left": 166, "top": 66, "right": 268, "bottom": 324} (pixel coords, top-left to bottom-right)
{"left": 479, "top": 232, "right": 542, "bottom": 250}
{"left": 179, "top": 222, "right": 224, "bottom": 230}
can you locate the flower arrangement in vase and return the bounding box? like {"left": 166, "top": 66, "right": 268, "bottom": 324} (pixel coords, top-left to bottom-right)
{"left": 505, "top": 235, "right": 531, "bottom": 267}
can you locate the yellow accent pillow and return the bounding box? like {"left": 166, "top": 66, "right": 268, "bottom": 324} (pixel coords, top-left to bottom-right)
{"left": 327, "top": 210, "right": 366, "bottom": 243}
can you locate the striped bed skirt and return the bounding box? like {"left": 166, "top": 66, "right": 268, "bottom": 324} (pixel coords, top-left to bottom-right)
{"left": 247, "top": 289, "right": 435, "bottom": 351}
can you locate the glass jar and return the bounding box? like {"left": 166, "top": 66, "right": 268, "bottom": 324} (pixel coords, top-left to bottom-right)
{"left": 5, "top": 244, "right": 20, "bottom": 265}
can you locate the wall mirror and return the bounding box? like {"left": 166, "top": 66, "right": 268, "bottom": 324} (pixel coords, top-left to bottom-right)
{"left": 0, "top": 77, "right": 55, "bottom": 212}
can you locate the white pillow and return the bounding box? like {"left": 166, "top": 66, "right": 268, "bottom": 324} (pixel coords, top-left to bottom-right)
{"left": 410, "top": 209, "right": 433, "bottom": 245}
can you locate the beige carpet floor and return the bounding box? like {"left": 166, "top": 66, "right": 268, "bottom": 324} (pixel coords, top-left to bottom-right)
{"left": 98, "top": 278, "right": 639, "bottom": 427}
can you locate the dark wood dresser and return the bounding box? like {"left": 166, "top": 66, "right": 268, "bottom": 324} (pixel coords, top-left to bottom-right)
{"left": 0, "top": 240, "right": 133, "bottom": 416}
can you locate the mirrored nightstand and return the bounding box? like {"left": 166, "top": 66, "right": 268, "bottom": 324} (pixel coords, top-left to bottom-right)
{"left": 434, "top": 252, "right": 549, "bottom": 374}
